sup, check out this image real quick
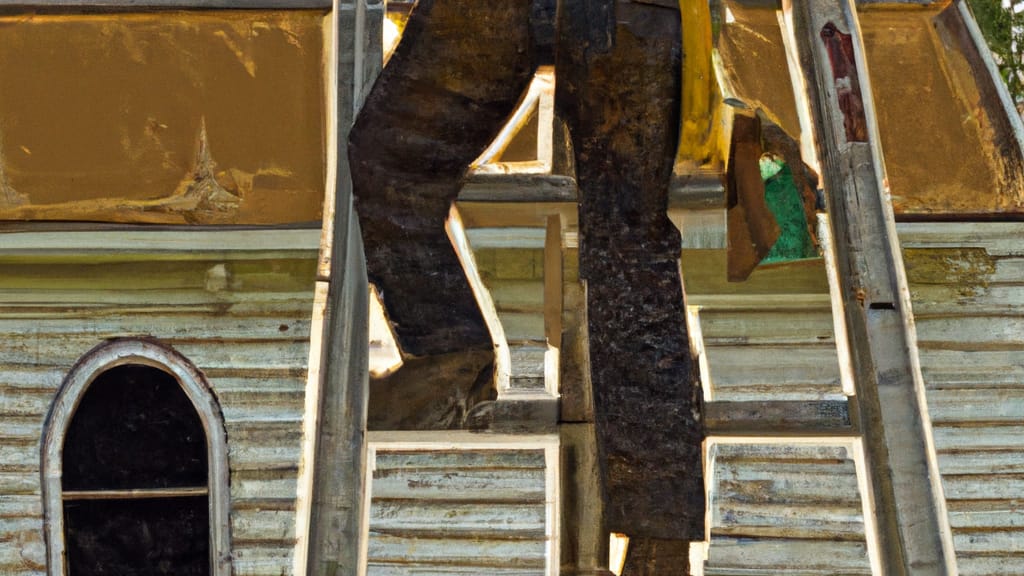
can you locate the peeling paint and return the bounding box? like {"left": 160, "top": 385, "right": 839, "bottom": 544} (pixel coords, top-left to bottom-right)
{"left": 903, "top": 247, "right": 997, "bottom": 298}
{"left": 0, "top": 133, "right": 28, "bottom": 209}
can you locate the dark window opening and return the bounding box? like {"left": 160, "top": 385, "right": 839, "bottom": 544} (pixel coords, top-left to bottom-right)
{"left": 62, "top": 364, "right": 210, "bottom": 576}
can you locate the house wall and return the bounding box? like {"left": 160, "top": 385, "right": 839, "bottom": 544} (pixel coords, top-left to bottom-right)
{"left": 900, "top": 222, "right": 1024, "bottom": 576}
{"left": 0, "top": 229, "right": 320, "bottom": 576}
{"left": 364, "top": 437, "right": 559, "bottom": 576}
{"left": 681, "top": 250, "right": 872, "bottom": 574}
{"left": 704, "top": 442, "right": 871, "bottom": 575}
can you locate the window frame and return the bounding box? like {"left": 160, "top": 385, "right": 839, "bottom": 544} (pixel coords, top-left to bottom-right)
{"left": 41, "top": 339, "right": 232, "bottom": 576}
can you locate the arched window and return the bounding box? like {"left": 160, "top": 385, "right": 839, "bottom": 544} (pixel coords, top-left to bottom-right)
{"left": 42, "top": 340, "right": 230, "bottom": 576}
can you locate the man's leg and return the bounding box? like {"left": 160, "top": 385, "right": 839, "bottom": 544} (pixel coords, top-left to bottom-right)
{"left": 349, "top": 0, "right": 534, "bottom": 428}
{"left": 557, "top": 0, "right": 706, "bottom": 544}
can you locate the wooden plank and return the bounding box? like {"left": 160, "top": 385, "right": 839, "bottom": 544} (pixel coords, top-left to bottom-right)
{"left": 784, "top": 0, "right": 957, "bottom": 572}
{"left": 952, "top": 530, "right": 1024, "bottom": 554}
{"left": 0, "top": 472, "right": 40, "bottom": 495}
{"left": 914, "top": 316, "right": 1024, "bottom": 350}
{"left": 0, "top": 229, "right": 318, "bottom": 259}
{"left": 367, "top": 534, "right": 547, "bottom": 568}
{"left": 705, "top": 400, "right": 853, "bottom": 436}
{"left": 459, "top": 173, "right": 577, "bottom": 203}
{"left": 698, "top": 309, "right": 839, "bottom": 345}
{"left": 558, "top": 423, "right": 608, "bottom": 576}
{"left": 62, "top": 487, "right": 208, "bottom": 500}
{"left": 713, "top": 500, "right": 865, "bottom": 539}
{"left": 947, "top": 502, "right": 1024, "bottom": 530}
{"left": 370, "top": 501, "right": 546, "bottom": 536}
{"left": 896, "top": 222, "right": 1024, "bottom": 256}
{"left": 0, "top": 316, "right": 312, "bottom": 342}
{"left": 228, "top": 442, "right": 302, "bottom": 472}
{"left": 713, "top": 442, "right": 855, "bottom": 461}
{"left": 942, "top": 475, "right": 1024, "bottom": 502}
{"left": 955, "top": 554, "right": 1024, "bottom": 576}
{"left": 0, "top": 445, "right": 39, "bottom": 471}
{"left": 367, "top": 566, "right": 544, "bottom": 576}
{"left": 918, "top": 350, "right": 1024, "bottom": 389}
{"left": 933, "top": 426, "right": 1024, "bottom": 451}
{"left": 937, "top": 450, "right": 1024, "bottom": 476}
{"left": 231, "top": 475, "right": 298, "bottom": 503}
{"left": 0, "top": 530, "right": 46, "bottom": 575}
{"left": 705, "top": 345, "right": 844, "bottom": 401}
{"left": 928, "top": 389, "right": 1024, "bottom": 424}
{"left": 0, "top": 0, "right": 330, "bottom": 7}
{"left": 704, "top": 538, "right": 871, "bottom": 574}
{"left": 374, "top": 449, "right": 545, "bottom": 471}
{"left": 371, "top": 468, "right": 546, "bottom": 502}
{"left": 484, "top": 280, "right": 546, "bottom": 311}
{"left": 231, "top": 508, "right": 297, "bottom": 544}
{"left": 365, "top": 444, "right": 554, "bottom": 574}
{"left": 544, "top": 215, "right": 563, "bottom": 351}
{"left": 715, "top": 471, "right": 862, "bottom": 506}
{"left": 231, "top": 547, "right": 295, "bottom": 576}
{"left": 0, "top": 495, "right": 41, "bottom": 519}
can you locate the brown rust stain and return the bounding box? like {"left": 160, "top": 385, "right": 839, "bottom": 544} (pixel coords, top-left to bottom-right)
{"left": 820, "top": 22, "right": 868, "bottom": 143}
{"left": 903, "top": 247, "right": 996, "bottom": 298}
{"left": 0, "top": 11, "right": 326, "bottom": 225}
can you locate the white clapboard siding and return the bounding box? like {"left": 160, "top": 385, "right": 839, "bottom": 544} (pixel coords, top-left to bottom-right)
{"left": 698, "top": 308, "right": 845, "bottom": 401}
{"left": 704, "top": 443, "right": 871, "bottom": 575}
{"left": 469, "top": 240, "right": 551, "bottom": 392}
{"left": 899, "top": 222, "right": 1024, "bottom": 576}
{"left": 367, "top": 448, "right": 551, "bottom": 575}
{"left": 0, "top": 232, "right": 319, "bottom": 576}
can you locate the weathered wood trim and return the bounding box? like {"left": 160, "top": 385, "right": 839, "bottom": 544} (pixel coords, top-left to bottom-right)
{"left": 685, "top": 305, "right": 714, "bottom": 402}
{"left": 0, "top": 229, "right": 319, "bottom": 259}
{"left": 448, "top": 207, "right": 511, "bottom": 394}
{"left": 705, "top": 400, "right": 855, "bottom": 436}
{"left": 41, "top": 339, "right": 232, "bottom": 576}
{"left": 367, "top": 430, "right": 560, "bottom": 449}
{"left": 292, "top": 282, "right": 328, "bottom": 576}
{"left": 472, "top": 67, "right": 556, "bottom": 175}
{"left": 0, "top": 0, "right": 330, "bottom": 8}
{"left": 855, "top": 0, "right": 948, "bottom": 6}
{"left": 817, "top": 213, "right": 857, "bottom": 396}
{"left": 466, "top": 227, "right": 546, "bottom": 249}
{"left": 459, "top": 174, "right": 578, "bottom": 203}
{"left": 782, "top": 1, "right": 957, "bottom": 573}
{"left": 560, "top": 424, "right": 612, "bottom": 576}
{"left": 544, "top": 441, "right": 561, "bottom": 576}
{"left": 544, "top": 215, "right": 563, "bottom": 398}
{"left": 62, "top": 487, "right": 209, "bottom": 500}
{"left": 301, "top": 0, "right": 379, "bottom": 574}
{"left": 955, "top": 0, "right": 1024, "bottom": 150}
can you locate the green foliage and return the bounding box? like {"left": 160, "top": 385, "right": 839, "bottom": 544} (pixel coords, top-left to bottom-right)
{"left": 967, "top": 0, "right": 1024, "bottom": 103}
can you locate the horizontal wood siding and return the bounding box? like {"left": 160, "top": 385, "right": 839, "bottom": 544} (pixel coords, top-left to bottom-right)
{"left": 704, "top": 443, "right": 871, "bottom": 575}
{"left": 0, "top": 233, "right": 319, "bottom": 576}
{"left": 474, "top": 244, "right": 549, "bottom": 391}
{"left": 900, "top": 222, "right": 1024, "bottom": 576}
{"left": 367, "top": 449, "right": 550, "bottom": 575}
{"left": 699, "top": 307, "right": 845, "bottom": 401}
